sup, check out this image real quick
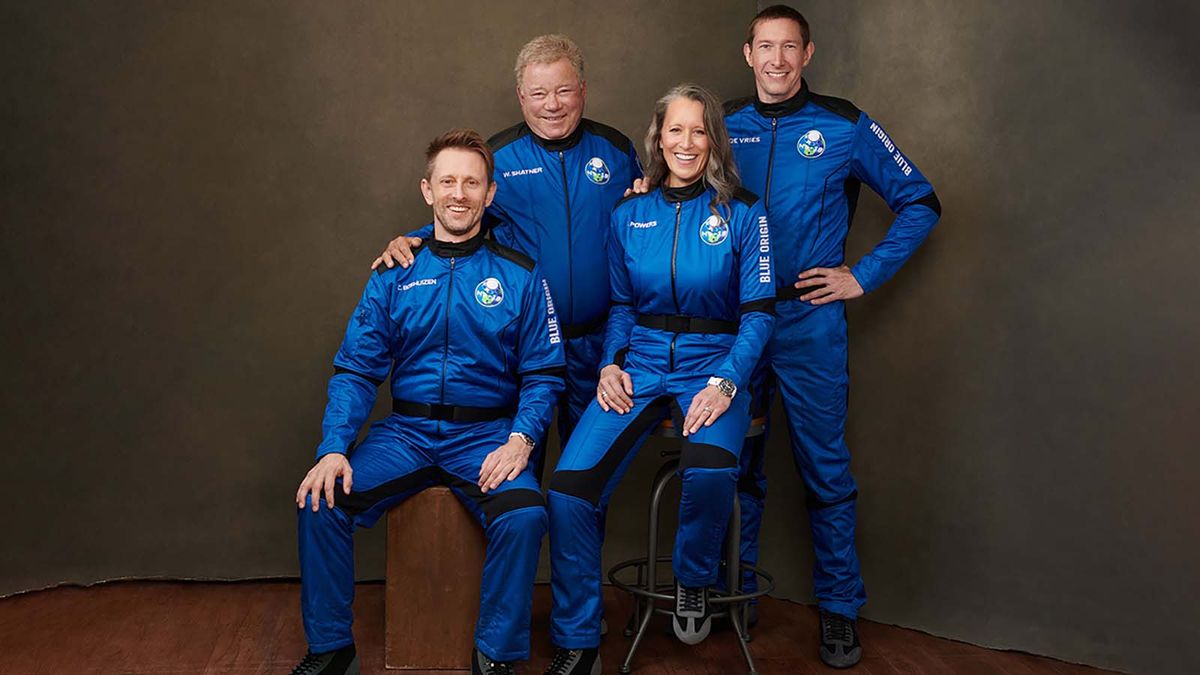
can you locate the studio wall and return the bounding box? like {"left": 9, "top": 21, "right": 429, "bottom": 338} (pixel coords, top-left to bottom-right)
{"left": 2, "top": 2, "right": 1198, "bottom": 673}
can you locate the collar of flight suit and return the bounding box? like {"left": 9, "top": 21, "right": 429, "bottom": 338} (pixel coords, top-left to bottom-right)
{"left": 426, "top": 227, "right": 486, "bottom": 258}
{"left": 661, "top": 179, "right": 708, "bottom": 203}
{"left": 753, "top": 78, "right": 811, "bottom": 118}
{"left": 528, "top": 121, "right": 585, "bottom": 153}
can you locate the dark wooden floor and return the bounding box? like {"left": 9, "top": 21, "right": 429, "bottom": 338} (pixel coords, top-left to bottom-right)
{"left": 0, "top": 581, "right": 1116, "bottom": 675}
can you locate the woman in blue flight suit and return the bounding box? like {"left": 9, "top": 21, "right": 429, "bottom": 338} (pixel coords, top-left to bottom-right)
{"left": 542, "top": 84, "right": 775, "bottom": 675}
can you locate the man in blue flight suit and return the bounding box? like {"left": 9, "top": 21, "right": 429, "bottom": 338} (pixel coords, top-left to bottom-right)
{"left": 724, "top": 6, "right": 943, "bottom": 668}
{"left": 291, "top": 129, "right": 565, "bottom": 675}
{"left": 373, "top": 35, "right": 642, "bottom": 470}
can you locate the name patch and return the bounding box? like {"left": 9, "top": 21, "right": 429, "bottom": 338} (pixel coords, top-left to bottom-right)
{"left": 399, "top": 278, "right": 437, "bottom": 292}
{"left": 502, "top": 167, "right": 544, "bottom": 178}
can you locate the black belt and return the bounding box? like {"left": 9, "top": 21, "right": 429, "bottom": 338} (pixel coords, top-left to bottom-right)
{"left": 563, "top": 315, "right": 606, "bottom": 340}
{"left": 392, "top": 400, "right": 514, "bottom": 422}
{"left": 636, "top": 314, "right": 738, "bottom": 335}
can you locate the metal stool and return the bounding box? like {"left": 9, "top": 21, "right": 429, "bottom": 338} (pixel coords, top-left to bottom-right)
{"left": 608, "top": 418, "right": 774, "bottom": 675}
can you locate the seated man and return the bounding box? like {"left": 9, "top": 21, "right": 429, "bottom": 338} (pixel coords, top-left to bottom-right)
{"left": 291, "top": 129, "right": 565, "bottom": 675}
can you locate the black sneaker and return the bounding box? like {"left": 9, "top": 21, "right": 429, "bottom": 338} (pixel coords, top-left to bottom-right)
{"left": 289, "top": 645, "right": 359, "bottom": 675}
{"left": 672, "top": 580, "right": 712, "bottom": 645}
{"left": 543, "top": 647, "right": 600, "bottom": 675}
{"left": 472, "top": 647, "right": 516, "bottom": 675}
{"left": 818, "top": 609, "right": 863, "bottom": 668}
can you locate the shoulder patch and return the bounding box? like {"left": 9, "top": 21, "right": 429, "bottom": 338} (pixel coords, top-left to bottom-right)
{"left": 732, "top": 186, "right": 760, "bottom": 207}
{"left": 808, "top": 92, "right": 861, "bottom": 124}
{"left": 483, "top": 238, "right": 536, "bottom": 272}
{"left": 580, "top": 119, "right": 635, "bottom": 155}
{"left": 487, "top": 122, "right": 530, "bottom": 152}
{"left": 723, "top": 96, "right": 755, "bottom": 116}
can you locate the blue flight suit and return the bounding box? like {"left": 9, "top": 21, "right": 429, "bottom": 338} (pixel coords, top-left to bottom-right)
{"left": 298, "top": 230, "right": 565, "bottom": 661}
{"left": 546, "top": 181, "right": 776, "bottom": 648}
{"left": 410, "top": 120, "right": 642, "bottom": 456}
{"left": 724, "top": 80, "right": 942, "bottom": 618}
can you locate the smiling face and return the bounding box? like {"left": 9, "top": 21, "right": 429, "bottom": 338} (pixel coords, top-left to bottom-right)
{"left": 421, "top": 147, "right": 496, "bottom": 241}
{"left": 659, "top": 97, "right": 710, "bottom": 187}
{"left": 516, "top": 58, "right": 586, "bottom": 141}
{"left": 744, "top": 17, "right": 813, "bottom": 104}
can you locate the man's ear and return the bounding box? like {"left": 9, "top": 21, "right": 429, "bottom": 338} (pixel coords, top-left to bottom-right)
{"left": 484, "top": 180, "right": 497, "bottom": 208}
{"left": 420, "top": 178, "right": 434, "bottom": 206}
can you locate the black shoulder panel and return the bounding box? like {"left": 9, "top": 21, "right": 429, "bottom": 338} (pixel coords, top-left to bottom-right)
{"left": 732, "top": 186, "right": 760, "bottom": 206}
{"left": 614, "top": 189, "right": 652, "bottom": 209}
{"left": 374, "top": 242, "right": 430, "bottom": 275}
{"left": 487, "top": 121, "right": 529, "bottom": 152}
{"left": 581, "top": 119, "right": 634, "bottom": 154}
{"left": 483, "top": 238, "right": 536, "bottom": 272}
{"left": 808, "top": 92, "right": 861, "bottom": 124}
{"left": 723, "top": 96, "right": 755, "bottom": 116}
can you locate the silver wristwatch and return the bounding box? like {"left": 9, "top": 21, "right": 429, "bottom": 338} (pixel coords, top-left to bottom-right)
{"left": 509, "top": 431, "right": 535, "bottom": 448}
{"left": 707, "top": 376, "right": 737, "bottom": 398}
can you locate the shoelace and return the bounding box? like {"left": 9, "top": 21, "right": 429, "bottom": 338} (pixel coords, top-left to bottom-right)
{"left": 821, "top": 611, "right": 854, "bottom": 644}
{"left": 679, "top": 585, "right": 705, "bottom": 613}
{"left": 545, "top": 648, "right": 580, "bottom": 675}
{"left": 289, "top": 652, "right": 324, "bottom": 675}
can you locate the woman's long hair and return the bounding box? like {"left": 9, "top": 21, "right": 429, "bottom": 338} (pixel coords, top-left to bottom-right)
{"left": 642, "top": 83, "right": 741, "bottom": 218}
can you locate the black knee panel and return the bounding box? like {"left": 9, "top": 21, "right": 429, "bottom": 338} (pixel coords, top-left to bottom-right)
{"left": 445, "top": 473, "right": 546, "bottom": 525}
{"left": 679, "top": 442, "right": 738, "bottom": 471}
{"left": 336, "top": 465, "right": 442, "bottom": 517}
{"left": 551, "top": 400, "right": 671, "bottom": 506}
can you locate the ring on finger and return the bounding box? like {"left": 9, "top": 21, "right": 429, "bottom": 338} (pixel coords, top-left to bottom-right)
{"left": 600, "top": 390, "right": 609, "bottom": 399}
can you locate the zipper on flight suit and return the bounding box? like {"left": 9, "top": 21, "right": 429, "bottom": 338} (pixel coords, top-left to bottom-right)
{"left": 558, "top": 151, "right": 574, "bottom": 325}
{"left": 764, "top": 117, "right": 778, "bottom": 209}
{"left": 669, "top": 201, "right": 682, "bottom": 371}
{"left": 439, "top": 257, "right": 456, "bottom": 406}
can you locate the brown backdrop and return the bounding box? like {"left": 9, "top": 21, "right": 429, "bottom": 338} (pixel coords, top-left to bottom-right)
{"left": 2, "top": 2, "right": 1198, "bottom": 673}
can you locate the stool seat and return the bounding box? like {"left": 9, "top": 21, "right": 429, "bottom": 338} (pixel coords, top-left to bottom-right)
{"left": 385, "top": 486, "right": 485, "bottom": 670}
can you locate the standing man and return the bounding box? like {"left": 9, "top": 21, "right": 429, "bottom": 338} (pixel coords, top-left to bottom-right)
{"left": 292, "top": 129, "right": 564, "bottom": 675}
{"left": 724, "top": 5, "right": 942, "bottom": 668}
{"left": 374, "top": 35, "right": 642, "bottom": 465}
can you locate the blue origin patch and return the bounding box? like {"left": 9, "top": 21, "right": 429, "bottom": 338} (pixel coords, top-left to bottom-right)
{"left": 698, "top": 215, "right": 729, "bottom": 246}
{"left": 797, "top": 129, "right": 826, "bottom": 159}
{"left": 474, "top": 277, "right": 505, "bottom": 307}
{"left": 584, "top": 157, "right": 611, "bottom": 184}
